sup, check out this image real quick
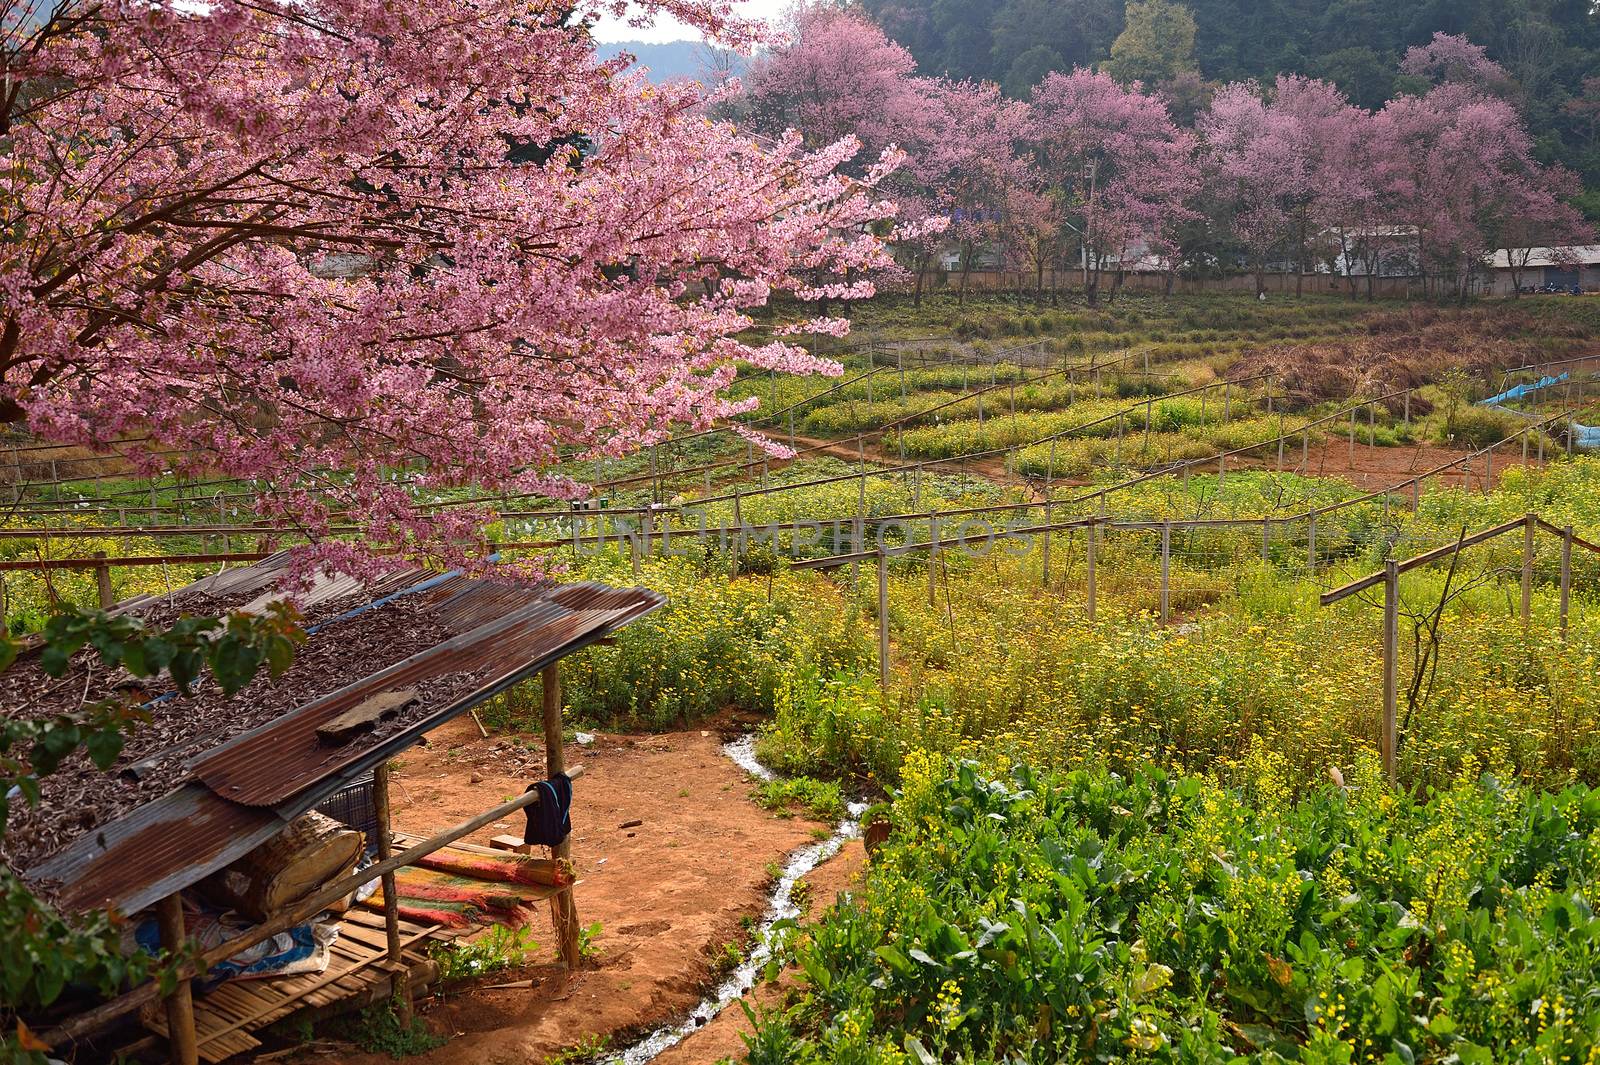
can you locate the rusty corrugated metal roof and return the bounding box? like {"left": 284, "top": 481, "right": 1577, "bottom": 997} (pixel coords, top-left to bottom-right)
{"left": 24, "top": 563, "right": 662, "bottom": 915}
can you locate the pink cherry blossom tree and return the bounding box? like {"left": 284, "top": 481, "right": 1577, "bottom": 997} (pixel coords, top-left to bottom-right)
{"left": 902, "top": 78, "right": 1033, "bottom": 304}
{"left": 1029, "top": 69, "right": 1198, "bottom": 305}
{"left": 1, "top": 0, "right": 904, "bottom": 580}
{"left": 1378, "top": 64, "right": 1592, "bottom": 299}
{"left": 1199, "top": 81, "right": 1307, "bottom": 297}
{"left": 1400, "top": 33, "right": 1514, "bottom": 95}
{"left": 737, "top": 2, "right": 926, "bottom": 163}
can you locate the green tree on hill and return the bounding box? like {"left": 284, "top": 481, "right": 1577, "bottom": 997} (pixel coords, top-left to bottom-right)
{"left": 1105, "top": 0, "right": 1198, "bottom": 85}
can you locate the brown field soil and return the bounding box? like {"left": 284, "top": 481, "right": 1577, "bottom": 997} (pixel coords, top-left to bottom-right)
{"left": 1236, "top": 438, "right": 1547, "bottom": 491}
{"left": 282, "top": 715, "right": 839, "bottom": 1065}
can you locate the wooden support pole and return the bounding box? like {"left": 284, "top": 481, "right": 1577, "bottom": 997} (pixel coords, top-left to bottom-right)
{"left": 1521, "top": 513, "right": 1535, "bottom": 628}
{"left": 94, "top": 550, "right": 113, "bottom": 609}
{"left": 1382, "top": 560, "right": 1399, "bottom": 786}
{"left": 1041, "top": 502, "right": 1052, "bottom": 588}
{"left": 541, "top": 664, "right": 580, "bottom": 969}
{"left": 927, "top": 514, "right": 938, "bottom": 607}
{"left": 157, "top": 894, "right": 200, "bottom": 1065}
{"left": 1307, "top": 514, "right": 1317, "bottom": 571}
{"left": 1560, "top": 526, "right": 1573, "bottom": 640}
{"left": 876, "top": 549, "right": 890, "bottom": 691}
{"left": 372, "top": 762, "right": 411, "bottom": 1021}
{"left": 1159, "top": 521, "right": 1171, "bottom": 624}
{"left": 1085, "top": 519, "right": 1098, "bottom": 621}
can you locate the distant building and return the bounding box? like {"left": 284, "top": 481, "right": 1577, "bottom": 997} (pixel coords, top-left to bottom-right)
{"left": 1483, "top": 246, "right": 1600, "bottom": 296}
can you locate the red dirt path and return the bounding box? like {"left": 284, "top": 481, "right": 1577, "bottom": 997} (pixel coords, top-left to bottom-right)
{"left": 283, "top": 715, "right": 837, "bottom": 1065}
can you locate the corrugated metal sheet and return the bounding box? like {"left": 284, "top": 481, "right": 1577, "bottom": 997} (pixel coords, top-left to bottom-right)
{"left": 24, "top": 564, "right": 662, "bottom": 915}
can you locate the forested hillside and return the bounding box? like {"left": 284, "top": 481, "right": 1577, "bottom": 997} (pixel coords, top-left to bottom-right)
{"left": 857, "top": 0, "right": 1600, "bottom": 214}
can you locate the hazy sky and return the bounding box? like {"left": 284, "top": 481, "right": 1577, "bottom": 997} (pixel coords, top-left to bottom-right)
{"left": 590, "top": 0, "right": 788, "bottom": 43}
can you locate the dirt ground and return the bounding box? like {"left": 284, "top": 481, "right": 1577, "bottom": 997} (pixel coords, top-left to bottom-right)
{"left": 286, "top": 715, "right": 857, "bottom": 1065}
{"left": 1239, "top": 438, "right": 1546, "bottom": 491}
{"left": 650, "top": 840, "right": 867, "bottom": 1065}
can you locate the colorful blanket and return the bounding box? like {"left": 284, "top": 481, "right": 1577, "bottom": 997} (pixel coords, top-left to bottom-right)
{"left": 358, "top": 864, "right": 553, "bottom": 928}
{"left": 412, "top": 847, "right": 572, "bottom": 887}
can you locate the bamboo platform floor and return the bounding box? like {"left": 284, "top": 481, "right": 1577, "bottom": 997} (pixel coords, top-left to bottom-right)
{"left": 140, "top": 907, "right": 458, "bottom": 1062}
{"left": 138, "top": 833, "right": 568, "bottom": 1061}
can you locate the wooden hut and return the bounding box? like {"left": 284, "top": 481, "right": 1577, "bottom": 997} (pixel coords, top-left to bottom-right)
{"left": 6, "top": 554, "right": 662, "bottom": 1062}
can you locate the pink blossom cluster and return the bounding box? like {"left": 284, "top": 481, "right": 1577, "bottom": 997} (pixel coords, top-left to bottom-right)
{"left": 1, "top": 0, "right": 906, "bottom": 580}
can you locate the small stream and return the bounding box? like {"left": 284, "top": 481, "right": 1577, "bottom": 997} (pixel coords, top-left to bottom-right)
{"left": 600, "top": 735, "right": 865, "bottom": 1064}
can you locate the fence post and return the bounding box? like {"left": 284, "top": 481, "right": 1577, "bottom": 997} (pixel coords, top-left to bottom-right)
{"left": 1159, "top": 521, "right": 1171, "bottom": 624}
{"left": 877, "top": 549, "right": 890, "bottom": 691}
{"left": 1484, "top": 445, "right": 1493, "bottom": 495}
{"left": 1560, "top": 526, "right": 1573, "bottom": 640}
{"left": 1307, "top": 514, "right": 1317, "bottom": 571}
{"left": 1261, "top": 518, "right": 1270, "bottom": 561}
{"left": 1521, "top": 513, "right": 1535, "bottom": 628}
{"left": 1223, "top": 380, "right": 1231, "bottom": 422}
{"left": 1382, "top": 559, "right": 1399, "bottom": 786}
{"left": 927, "top": 513, "right": 938, "bottom": 607}
{"left": 93, "top": 551, "right": 113, "bottom": 610}
{"left": 1041, "top": 501, "right": 1052, "bottom": 587}
{"left": 1085, "top": 518, "right": 1098, "bottom": 621}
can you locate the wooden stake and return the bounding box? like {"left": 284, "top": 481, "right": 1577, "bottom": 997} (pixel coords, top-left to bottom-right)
{"left": 1159, "top": 521, "right": 1171, "bottom": 624}
{"left": 876, "top": 549, "right": 890, "bottom": 691}
{"left": 1521, "top": 513, "right": 1535, "bottom": 627}
{"left": 94, "top": 551, "right": 113, "bottom": 609}
{"left": 1381, "top": 560, "right": 1399, "bottom": 786}
{"left": 927, "top": 514, "right": 938, "bottom": 607}
{"left": 1085, "top": 519, "right": 1097, "bottom": 621}
{"left": 157, "top": 894, "right": 199, "bottom": 1065}
{"left": 1560, "top": 526, "right": 1573, "bottom": 640}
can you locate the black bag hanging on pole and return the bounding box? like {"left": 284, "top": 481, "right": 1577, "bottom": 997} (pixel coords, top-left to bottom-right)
{"left": 524, "top": 772, "right": 573, "bottom": 847}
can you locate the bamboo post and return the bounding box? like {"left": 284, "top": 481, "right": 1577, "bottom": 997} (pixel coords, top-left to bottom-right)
{"left": 371, "top": 763, "right": 411, "bottom": 1021}
{"left": 1041, "top": 501, "right": 1052, "bottom": 587}
{"left": 1521, "top": 513, "right": 1535, "bottom": 628}
{"left": 1159, "top": 521, "right": 1171, "bottom": 624}
{"left": 927, "top": 514, "right": 938, "bottom": 607}
{"left": 1381, "top": 560, "right": 1399, "bottom": 786}
{"left": 157, "top": 894, "right": 200, "bottom": 1065}
{"left": 541, "top": 664, "right": 580, "bottom": 968}
{"left": 1085, "top": 518, "right": 1097, "bottom": 621}
{"left": 93, "top": 551, "right": 113, "bottom": 609}
{"left": 876, "top": 549, "right": 890, "bottom": 690}
{"left": 1560, "top": 526, "right": 1573, "bottom": 640}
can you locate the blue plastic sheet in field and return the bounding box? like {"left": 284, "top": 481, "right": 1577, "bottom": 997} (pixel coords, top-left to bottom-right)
{"left": 1479, "top": 372, "right": 1569, "bottom": 407}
